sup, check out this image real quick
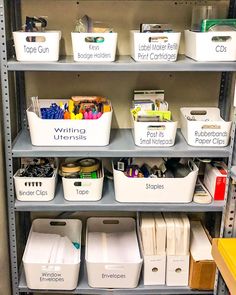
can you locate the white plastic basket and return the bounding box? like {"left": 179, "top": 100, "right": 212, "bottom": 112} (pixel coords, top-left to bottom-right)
{"left": 113, "top": 160, "right": 198, "bottom": 203}
{"left": 13, "top": 31, "right": 61, "bottom": 61}
{"left": 23, "top": 219, "right": 82, "bottom": 290}
{"left": 185, "top": 30, "right": 236, "bottom": 61}
{"left": 14, "top": 168, "right": 57, "bottom": 201}
{"left": 132, "top": 116, "right": 178, "bottom": 147}
{"left": 85, "top": 217, "right": 143, "bottom": 288}
{"left": 62, "top": 165, "right": 104, "bottom": 201}
{"left": 180, "top": 107, "right": 232, "bottom": 147}
{"left": 130, "top": 30, "right": 181, "bottom": 62}
{"left": 26, "top": 99, "right": 113, "bottom": 146}
{"left": 71, "top": 32, "right": 117, "bottom": 62}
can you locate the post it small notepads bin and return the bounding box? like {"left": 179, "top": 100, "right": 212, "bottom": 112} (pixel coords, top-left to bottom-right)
{"left": 26, "top": 99, "right": 113, "bottom": 146}
{"left": 130, "top": 30, "right": 181, "bottom": 62}
{"left": 185, "top": 30, "right": 236, "bottom": 61}
{"left": 23, "top": 219, "right": 82, "bottom": 290}
{"left": 85, "top": 217, "right": 143, "bottom": 288}
{"left": 14, "top": 168, "right": 57, "bottom": 201}
{"left": 131, "top": 115, "right": 178, "bottom": 147}
{"left": 13, "top": 31, "right": 61, "bottom": 61}
{"left": 71, "top": 33, "right": 117, "bottom": 62}
{"left": 180, "top": 107, "right": 232, "bottom": 147}
{"left": 113, "top": 160, "right": 198, "bottom": 203}
{"left": 62, "top": 164, "right": 104, "bottom": 201}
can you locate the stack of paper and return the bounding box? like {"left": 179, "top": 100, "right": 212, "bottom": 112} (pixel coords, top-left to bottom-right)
{"left": 218, "top": 238, "right": 236, "bottom": 279}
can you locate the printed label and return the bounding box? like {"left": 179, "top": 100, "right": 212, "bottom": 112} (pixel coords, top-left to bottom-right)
{"left": 139, "top": 130, "right": 173, "bottom": 146}
{"left": 24, "top": 45, "right": 49, "bottom": 55}
{"left": 137, "top": 42, "right": 178, "bottom": 61}
{"left": 76, "top": 189, "right": 89, "bottom": 195}
{"left": 40, "top": 272, "right": 64, "bottom": 283}
{"left": 102, "top": 273, "right": 126, "bottom": 279}
{"left": 77, "top": 45, "right": 111, "bottom": 61}
{"left": 215, "top": 45, "right": 227, "bottom": 53}
{"left": 19, "top": 190, "right": 48, "bottom": 196}
{"left": 194, "top": 130, "right": 227, "bottom": 145}
{"left": 53, "top": 128, "right": 87, "bottom": 141}
{"left": 146, "top": 184, "right": 164, "bottom": 190}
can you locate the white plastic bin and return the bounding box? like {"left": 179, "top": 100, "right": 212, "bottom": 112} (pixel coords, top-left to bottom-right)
{"left": 27, "top": 99, "right": 113, "bottom": 146}
{"left": 71, "top": 32, "right": 117, "bottom": 62}
{"left": 23, "top": 219, "right": 82, "bottom": 290}
{"left": 85, "top": 217, "right": 143, "bottom": 288}
{"left": 132, "top": 116, "right": 178, "bottom": 147}
{"left": 14, "top": 168, "right": 57, "bottom": 201}
{"left": 113, "top": 160, "right": 198, "bottom": 203}
{"left": 13, "top": 31, "right": 61, "bottom": 61}
{"left": 130, "top": 30, "right": 181, "bottom": 62}
{"left": 62, "top": 165, "right": 104, "bottom": 201}
{"left": 185, "top": 30, "right": 236, "bottom": 61}
{"left": 180, "top": 107, "right": 232, "bottom": 147}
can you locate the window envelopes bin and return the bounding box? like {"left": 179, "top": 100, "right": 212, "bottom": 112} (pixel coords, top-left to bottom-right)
{"left": 180, "top": 107, "right": 231, "bottom": 147}
{"left": 62, "top": 164, "right": 104, "bottom": 201}
{"left": 113, "top": 160, "right": 198, "bottom": 203}
{"left": 27, "top": 99, "right": 113, "bottom": 146}
{"left": 130, "top": 30, "right": 181, "bottom": 62}
{"left": 23, "top": 219, "right": 82, "bottom": 290}
{"left": 85, "top": 217, "right": 143, "bottom": 288}
{"left": 14, "top": 167, "right": 57, "bottom": 201}
{"left": 131, "top": 116, "right": 178, "bottom": 147}
{"left": 184, "top": 30, "right": 236, "bottom": 61}
{"left": 71, "top": 33, "right": 117, "bottom": 62}
{"left": 13, "top": 31, "right": 61, "bottom": 61}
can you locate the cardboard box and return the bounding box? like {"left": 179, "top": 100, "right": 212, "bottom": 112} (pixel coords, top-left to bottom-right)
{"left": 212, "top": 239, "right": 236, "bottom": 295}
{"left": 189, "top": 221, "right": 216, "bottom": 290}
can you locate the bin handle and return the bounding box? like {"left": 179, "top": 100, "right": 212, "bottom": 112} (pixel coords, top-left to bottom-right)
{"left": 147, "top": 125, "right": 166, "bottom": 130}
{"left": 211, "top": 36, "right": 231, "bottom": 42}
{"left": 103, "top": 219, "right": 120, "bottom": 225}
{"left": 26, "top": 36, "right": 46, "bottom": 42}
{"left": 148, "top": 36, "right": 168, "bottom": 43}
{"left": 105, "top": 265, "right": 125, "bottom": 270}
{"left": 85, "top": 36, "right": 104, "bottom": 43}
{"left": 190, "top": 110, "right": 207, "bottom": 116}
{"left": 50, "top": 221, "right": 67, "bottom": 226}
{"left": 201, "top": 124, "right": 221, "bottom": 129}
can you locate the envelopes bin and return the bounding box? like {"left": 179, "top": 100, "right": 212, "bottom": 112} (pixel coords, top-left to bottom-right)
{"left": 13, "top": 31, "right": 61, "bottom": 61}
{"left": 132, "top": 116, "right": 178, "bottom": 147}
{"left": 85, "top": 217, "right": 143, "bottom": 288}
{"left": 130, "top": 30, "right": 181, "bottom": 62}
{"left": 23, "top": 219, "right": 82, "bottom": 290}
{"left": 14, "top": 168, "right": 57, "bottom": 201}
{"left": 71, "top": 32, "right": 117, "bottom": 62}
{"left": 180, "top": 107, "right": 231, "bottom": 147}
{"left": 27, "top": 99, "right": 113, "bottom": 146}
{"left": 113, "top": 160, "right": 198, "bottom": 203}
{"left": 185, "top": 30, "right": 236, "bottom": 61}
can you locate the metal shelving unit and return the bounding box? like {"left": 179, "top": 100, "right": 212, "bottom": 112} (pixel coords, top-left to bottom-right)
{"left": 1, "top": 0, "right": 236, "bottom": 295}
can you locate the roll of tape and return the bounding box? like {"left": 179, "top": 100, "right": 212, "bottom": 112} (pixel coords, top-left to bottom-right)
{"left": 78, "top": 158, "right": 100, "bottom": 173}
{"left": 61, "top": 162, "right": 81, "bottom": 174}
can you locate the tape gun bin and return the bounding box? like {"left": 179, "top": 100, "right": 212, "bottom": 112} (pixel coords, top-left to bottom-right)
{"left": 23, "top": 219, "right": 82, "bottom": 290}
{"left": 13, "top": 31, "right": 61, "bottom": 62}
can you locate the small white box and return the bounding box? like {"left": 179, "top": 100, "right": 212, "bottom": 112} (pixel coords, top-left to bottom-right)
{"left": 27, "top": 99, "right": 113, "bottom": 146}
{"left": 62, "top": 166, "right": 104, "bottom": 201}
{"left": 132, "top": 116, "right": 178, "bottom": 147}
{"left": 85, "top": 217, "right": 143, "bottom": 288}
{"left": 130, "top": 30, "right": 181, "bottom": 62}
{"left": 13, "top": 31, "right": 61, "bottom": 61}
{"left": 14, "top": 168, "right": 57, "bottom": 201}
{"left": 71, "top": 32, "right": 117, "bottom": 62}
{"left": 166, "top": 254, "right": 190, "bottom": 286}
{"left": 23, "top": 219, "right": 82, "bottom": 290}
{"left": 180, "top": 107, "right": 231, "bottom": 147}
{"left": 185, "top": 30, "right": 236, "bottom": 61}
{"left": 113, "top": 160, "right": 198, "bottom": 203}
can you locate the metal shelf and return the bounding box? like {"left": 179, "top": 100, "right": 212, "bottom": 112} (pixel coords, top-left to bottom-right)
{"left": 12, "top": 128, "right": 230, "bottom": 158}
{"left": 7, "top": 55, "right": 236, "bottom": 72}
{"left": 14, "top": 179, "right": 225, "bottom": 212}
{"left": 18, "top": 261, "right": 213, "bottom": 295}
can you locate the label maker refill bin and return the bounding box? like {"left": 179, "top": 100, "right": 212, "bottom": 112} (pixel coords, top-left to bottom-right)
{"left": 85, "top": 217, "right": 143, "bottom": 289}
{"left": 113, "top": 160, "right": 198, "bottom": 203}
{"left": 13, "top": 31, "right": 61, "bottom": 62}
{"left": 130, "top": 30, "right": 181, "bottom": 62}
{"left": 184, "top": 30, "right": 236, "bottom": 62}
{"left": 180, "top": 107, "right": 232, "bottom": 147}
{"left": 14, "top": 167, "right": 58, "bottom": 202}
{"left": 23, "top": 219, "right": 82, "bottom": 290}
{"left": 27, "top": 99, "right": 113, "bottom": 146}
{"left": 71, "top": 32, "right": 117, "bottom": 62}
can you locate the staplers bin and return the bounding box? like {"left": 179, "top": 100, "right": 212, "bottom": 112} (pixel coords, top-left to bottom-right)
{"left": 13, "top": 31, "right": 61, "bottom": 62}
{"left": 180, "top": 107, "right": 231, "bottom": 147}
{"left": 23, "top": 219, "right": 82, "bottom": 290}
{"left": 26, "top": 99, "right": 113, "bottom": 146}
{"left": 71, "top": 32, "right": 117, "bottom": 62}
{"left": 85, "top": 217, "right": 143, "bottom": 288}
{"left": 185, "top": 30, "right": 236, "bottom": 61}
